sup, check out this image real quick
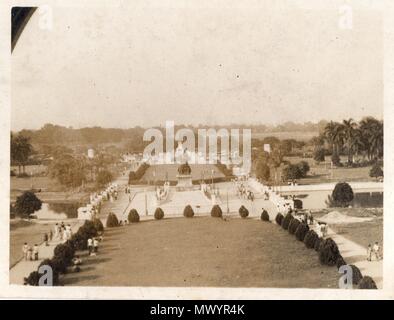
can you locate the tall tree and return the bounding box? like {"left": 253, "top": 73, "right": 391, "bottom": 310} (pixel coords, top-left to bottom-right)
{"left": 11, "top": 133, "right": 33, "bottom": 174}
{"left": 342, "top": 118, "right": 357, "bottom": 163}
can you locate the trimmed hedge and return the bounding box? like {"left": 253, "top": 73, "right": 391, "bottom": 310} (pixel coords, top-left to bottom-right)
{"left": 239, "top": 205, "right": 249, "bottom": 218}
{"left": 336, "top": 255, "right": 347, "bottom": 270}
{"left": 303, "top": 230, "right": 318, "bottom": 248}
{"left": 349, "top": 264, "right": 363, "bottom": 285}
{"left": 261, "top": 210, "right": 269, "bottom": 221}
{"left": 211, "top": 205, "right": 223, "bottom": 218}
{"left": 358, "top": 276, "right": 378, "bottom": 289}
{"left": 314, "top": 237, "right": 323, "bottom": 252}
{"left": 275, "top": 213, "right": 284, "bottom": 225}
{"left": 281, "top": 213, "right": 293, "bottom": 230}
{"left": 295, "top": 223, "right": 309, "bottom": 241}
{"left": 318, "top": 238, "right": 340, "bottom": 266}
{"left": 288, "top": 219, "right": 301, "bottom": 235}
{"left": 128, "top": 209, "right": 140, "bottom": 223}
{"left": 183, "top": 205, "right": 194, "bottom": 218}
{"left": 154, "top": 207, "right": 164, "bottom": 220}
{"left": 106, "top": 212, "right": 119, "bottom": 228}
{"left": 92, "top": 218, "right": 104, "bottom": 233}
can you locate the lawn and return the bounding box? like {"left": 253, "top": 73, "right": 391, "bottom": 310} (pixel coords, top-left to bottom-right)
{"left": 330, "top": 218, "right": 383, "bottom": 251}
{"left": 284, "top": 156, "right": 376, "bottom": 184}
{"left": 61, "top": 217, "right": 339, "bottom": 288}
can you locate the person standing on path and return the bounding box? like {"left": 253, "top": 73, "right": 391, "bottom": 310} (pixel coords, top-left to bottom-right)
{"left": 32, "top": 244, "right": 39, "bottom": 261}
{"left": 22, "top": 243, "right": 28, "bottom": 261}
{"left": 373, "top": 242, "right": 381, "bottom": 260}
{"left": 93, "top": 238, "right": 99, "bottom": 253}
{"left": 367, "top": 244, "right": 372, "bottom": 261}
{"left": 87, "top": 238, "right": 93, "bottom": 255}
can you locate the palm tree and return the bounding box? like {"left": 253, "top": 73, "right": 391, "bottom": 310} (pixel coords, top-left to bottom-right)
{"left": 324, "top": 121, "right": 337, "bottom": 154}
{"left": 360, "top": 117, "right": 383, "bottom": 160}
{"left": 342, "top": 118, "right": 357, "bottom": 163}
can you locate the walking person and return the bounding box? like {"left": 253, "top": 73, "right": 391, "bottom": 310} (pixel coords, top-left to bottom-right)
{"left": 22, "top": 243, "right": 29, "bottom": 261}
{"left": 93, "top": 238, "right": 99, "bottom": 253}
{"left": 367, "top": 244, "right": 372, "bottom": 261}
{"left": 87, "top": 238, "right": 93, "bottom": 255}
{"left": 32, "top": 244, "right": 39, "bottom": 261}
{"left": 26, "top": 245, "right": 32, "bottom": 261}
{"left": 54, "top": 223, "right": 59, "bottom": 240}
{"left": 43, "top": 233, "right": 49, "bottom": 246}
{"left": 373, "top": 242, "right": 381, "bottom": 260}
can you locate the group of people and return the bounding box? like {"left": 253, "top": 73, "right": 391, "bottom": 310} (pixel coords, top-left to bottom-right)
{"left": 22, "top": 243, "right": 39, "bottom": 261}
{"left": 53, "top": 222, "right": 73, "bottom": 241}
{"left": 367, "top": 242, "right": 382, "bottom": 261}
{"left": 87, "top": 237, "right": 101, "bottom": 256}
{"left": 235, "top": 182, "right": 255, "bottom": 201}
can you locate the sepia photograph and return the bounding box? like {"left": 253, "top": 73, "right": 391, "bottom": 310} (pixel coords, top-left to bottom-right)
{"left": 1, "top": 0, "right": 393, "bottom": 301}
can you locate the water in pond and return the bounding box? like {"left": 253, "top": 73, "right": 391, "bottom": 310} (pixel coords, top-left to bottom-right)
{"left": 32, "top": 202, "right": 82, "bottom": 220}
{"left": 280, "top": 190, "right": 383, "bottom": 210}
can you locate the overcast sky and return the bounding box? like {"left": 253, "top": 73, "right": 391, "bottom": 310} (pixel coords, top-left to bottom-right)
{"left": 11, "top": 0, "right": 383, "bottom": 131}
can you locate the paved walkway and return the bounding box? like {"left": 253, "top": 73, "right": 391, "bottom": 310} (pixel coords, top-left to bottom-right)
{"left": 327, "top": 227, "right": 383, "bottom": 288}
{"left": 10, "top": 222, "right": 83, "bottom": 285}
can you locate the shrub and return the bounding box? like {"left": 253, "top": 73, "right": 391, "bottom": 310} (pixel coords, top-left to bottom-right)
{"left": 53, "top": 242, "right": 75, "bottom": 272}
{"left": 303, "top": 230, "right": 318, "bottom": 248}
{"left": 281, "top": 213, "right": 293, "bottom": 230}
{"left": 288, "top": 219, "right": 301, "bottom": 234}
{"left": 358, "top": 276, "right": 378, "bottom": 289}
{"left": 331, "top": 182, "right": 354, "bottom": 207}
{"left": 128, "top": 209, "right": 140, "bottom": 223}
{"left": 183, "top": 205, "right": 194, "bottom": 218}
{"left": 369, "top": 163, "right": 383, "bottom": 179}
{"left": 106, "top": 212, "right": 119, "bottom": 227}
{"left": 211, "top": 205, "right": 223, "bottom": 218}
{"left": 313, "top": 148, "right": 325, "bottom": 162}
{"left": 14, "top": 191, "right": 42, "bottom": 218}
{"left": 261, "top": 210, "right": 269, "bottom": 221}
{"left": 295, "top": 223, "right": 309, "bottom": 241}
{"left": 239, "top": 205, "right": 249, "bottom": 218}
{"left": 92, "top": 218, "right": 104, "bottom": 233}
{"left": 282, "top": 164, "right": 303, "bottom": 180}
{"left": 349, "top": 264, "right": 363, "bottom": 285}
{"left": 154, "top": 207, "right": 164, "bottom": 220}
{"left": 318, "top": 238, "right": 340, "bottom": 266}
{"left": 293, "top": 199, "right": 303, "bottom": 209}
{"left": 24, "top": 271, "right": 40, "bottom": 286}
{"left": 297, "top": 161, "right": 310, "bottom": 177}
{"left": 275, "top": 213, "right": 284, "bottom": 225}
{"left": 314, "top": 237, "right": 323, "bottom": 252}
{"left": 331, "top": 153, "right": 341, "bottom": 166}
{"left": 336, "top": 255, "right": 347, "bottom": 270}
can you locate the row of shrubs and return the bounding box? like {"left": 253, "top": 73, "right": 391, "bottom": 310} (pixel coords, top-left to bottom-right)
{"left": 105, "top": 204, "right": 199, "bottom": 227}
{"left": 107, "top": 205, "right": 269, "bottom": 224}
{"left": 107, "top": 204, "right": 254, "bottom": 225}
{"left": 271, "top": 212, "right": 377, "bottom": 289}
{"left": 25, "top": 219, "right": 104, "bottom": 286}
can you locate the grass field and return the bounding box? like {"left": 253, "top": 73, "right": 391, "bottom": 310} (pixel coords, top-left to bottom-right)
{"left": 62, "top": 217, "right": 339, "bottom": 288}
{"left": 284, "top": 156, "right": 376, "bottom": 184}
{"left": 330, "top": 219, "right": 383, "bottom": 251}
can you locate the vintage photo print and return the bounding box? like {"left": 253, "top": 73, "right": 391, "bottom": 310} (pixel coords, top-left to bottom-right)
{"left": 0, "top": 0, "right": 393, "bottom": 299}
